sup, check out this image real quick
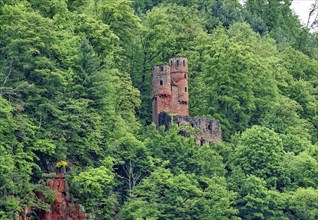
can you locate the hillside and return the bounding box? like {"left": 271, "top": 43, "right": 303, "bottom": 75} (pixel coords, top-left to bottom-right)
{"left": 1, "top": 0, "right": 318, "bottom": 219}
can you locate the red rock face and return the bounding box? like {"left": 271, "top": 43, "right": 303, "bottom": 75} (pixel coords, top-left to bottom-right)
{"left": 17, "top": 172, "right": 85, "bottom": 220}
{"left": 151, "top": 57, "right": 189, "bottom": 126}
{"left": 40, "top": 172, "right": 85, "bottom": 220}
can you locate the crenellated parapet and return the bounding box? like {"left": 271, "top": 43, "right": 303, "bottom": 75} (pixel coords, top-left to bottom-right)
{"left": 158, "top": 112, "right": 221, "bottom": 145}
{"left": 151, "top": 57, "right": 189, "bottom": 126}
{"left": 151, "top": 57, "right": 221, "bottom": 143}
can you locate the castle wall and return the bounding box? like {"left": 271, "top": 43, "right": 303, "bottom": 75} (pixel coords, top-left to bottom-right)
{"left": 158, "top": 112, "right": 221, "bottom": 144}
{"left": 152, "top": 95, "right": 172, "bottom": 127}
{"left": 170, "top": 84, "right": 187, "bottom": 116}
{"left": 151, "top": 57, "right": 222, "bottom": 143}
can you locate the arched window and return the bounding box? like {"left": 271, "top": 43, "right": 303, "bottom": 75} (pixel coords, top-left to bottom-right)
{"left": 184, "top": 74, "right": 187, "bottom": 79}
{"left": 177, "top": 60, "right": 179, "bottom": 67}
{"left": 160, "top": 80, "right": 163, "bottom": 85}
{"left": 185, "top": 87, "right": 187, "bottom": 92}
{"left": 160, "top": 66, "right": 164, "bottom": 71}
{"left": 183, "top": 60, "right": 185, "bottom": 66}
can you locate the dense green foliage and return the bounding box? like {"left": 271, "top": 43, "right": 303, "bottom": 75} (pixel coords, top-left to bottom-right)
{"left": 1, "top": 0, "right": 318, "bottom": 219}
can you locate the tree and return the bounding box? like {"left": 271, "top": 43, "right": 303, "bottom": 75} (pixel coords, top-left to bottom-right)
{"left": 231, "top": 174, "right": 287, "bottom": 220}
{"left": 280, "top": 152, "right": 318, "bottom": 190}
{"left": 230, "top": 126, "right": 284, "bottom": 186}
{"left": 197, "top": 0, "right": 243, "bottom": 32}
{"left": 128, "top": 4, "right": 205, "bottom": 121}
{"left": 279, "top": 47, "right": 318, "bottom": 142}
{"left": 119, "top": 167, "right": 238, "bottom": 219}
{"left": 286, "top": 188, "right": 318, "bottom": 220}
{"left": 28, "top": 0, "right": 69, "bottom": 18}
{"left": 192, "top": 24, "right": 280, "bottom": 139}
{"left": 306, "top": 0, "right": 318, "bottom": 31}
{"left": 0, "top": 97, "right": 52, "bottom": 219}
{"left": 70, "top": 157, "right": 117, "bottom": 219}
{"left": 142, "top": 124, "right": 225, "bottom": 176}
{"left": 111, "top": 134, "right": 151, "bottom": 198}
{"left": 244, "top": 0, "right": 301, "bottom": 47}
{"left": 260, "top": 95, "right": 312, "bottom": 142}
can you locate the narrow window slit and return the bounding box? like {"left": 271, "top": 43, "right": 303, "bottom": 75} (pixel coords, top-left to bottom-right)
{"left": 200, "top": 139, "right": 204, "bottom": 146}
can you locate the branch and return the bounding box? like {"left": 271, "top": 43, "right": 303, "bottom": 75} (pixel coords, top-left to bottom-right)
{"left": 307, "top": 0, "right": 318, "bottom": 29}
{"left": 2, "top": 61, "right": 15, "bottom": 87}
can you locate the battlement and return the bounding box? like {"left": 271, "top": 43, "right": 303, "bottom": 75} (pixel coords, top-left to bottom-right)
{"left": 152, "top": 64, "right": 170, "bottom": 75}
{"left": 151, "top": 57, "right": 221, "bottom": 143}
{"left": 169, "top": 57, "right": 188, "bottom": 73}
{"left": 158, "top": 112, "right": 221, "bottom": 144}
{"left": 151, "top": 57, "right": 189, "bottom": 126}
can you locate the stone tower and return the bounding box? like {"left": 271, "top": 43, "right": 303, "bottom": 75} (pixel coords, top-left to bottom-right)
{"left": 151, "top": 57, "right": 222, "bottom": 144}
{"left": 169, "top": 57, "right": 189, "bottom": 116}
{"left": 151, "top": 57, "right": 189, "bottom": 126}
{"left": 151, "top": 64, "right": 172, "bottom": 127}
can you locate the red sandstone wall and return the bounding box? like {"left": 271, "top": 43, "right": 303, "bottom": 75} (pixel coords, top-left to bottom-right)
{"left": 151, "top": 65, "right": 171, "bottom": 98}
{"left": 170, "top": 85, "right": 188, "bottom": 116}
{"left": 169, "top": 57, "right": 189, "bottom": 116}
{"left": 151, "top": 57, "right": 189, "bottom": 126}
{"left": 152, "top": 95, "right": 172, "bottom": 127}
{"left": 169, "top": 57, "right": 188, "bottom": 74}
{"left": 151, "top": 64, "right": 173, "bottom": 126}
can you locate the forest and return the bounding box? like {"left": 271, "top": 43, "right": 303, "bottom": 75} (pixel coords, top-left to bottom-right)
{"left": 1, "top": 0, "right": 318, "bottom": 219}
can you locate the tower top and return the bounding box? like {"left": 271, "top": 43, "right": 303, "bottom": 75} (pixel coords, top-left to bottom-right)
{"left": 169, "top": 57, "right": 188, "bottom": 73}
{"left": 151, "top": 63, "right": 171, "bottom": 99}
{"left": 152, "top": 64, "right": 170, "bottom": 76}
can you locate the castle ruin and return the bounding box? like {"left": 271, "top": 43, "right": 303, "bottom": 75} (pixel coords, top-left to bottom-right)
{"left": 151, "top": 57, "right": 221, "bottom": 144}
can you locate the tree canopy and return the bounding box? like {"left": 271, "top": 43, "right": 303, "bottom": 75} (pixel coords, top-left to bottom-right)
{"left": 1, "top": 0, "right": 318, "bottom": 219}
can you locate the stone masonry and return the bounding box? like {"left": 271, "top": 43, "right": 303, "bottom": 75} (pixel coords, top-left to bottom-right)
{"left": 151, "top": 57, "right": 221, "bottom": 144}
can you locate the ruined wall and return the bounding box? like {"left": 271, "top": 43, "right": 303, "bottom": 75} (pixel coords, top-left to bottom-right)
{"left": 158, "top": 112, "right": 221, "bottom": 144}
{"left": 152, "top": 57, "right": 222, "bottom": 143}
